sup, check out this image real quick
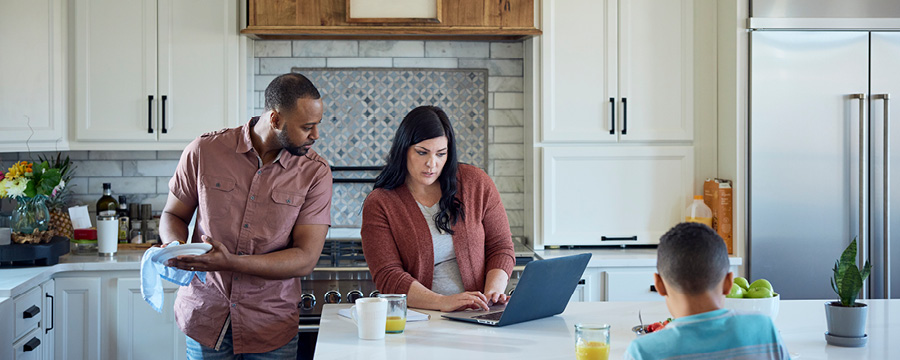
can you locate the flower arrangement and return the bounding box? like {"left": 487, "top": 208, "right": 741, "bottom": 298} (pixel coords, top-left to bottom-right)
{"left": 2, "top": 158, "right": 71, "bottom": 243}
{"left": 1, "top": 160, "right": 64, "bottom": 199}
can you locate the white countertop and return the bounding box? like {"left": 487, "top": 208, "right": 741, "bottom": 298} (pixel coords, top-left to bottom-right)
{"left": 535, "top": 247, "right": 742, "bottom": 267}
{"left": 314, "top": 299, "right": 899, "bottom": 359}
{"left": 0, "top": 250, "right": 145, "bottom": 298}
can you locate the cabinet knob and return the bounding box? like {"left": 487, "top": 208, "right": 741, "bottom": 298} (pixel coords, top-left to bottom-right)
{"left": 23, "top": 337, "right": 41, "bottom": 352}
{"left": 22, "top": 305, "right": 40, "bottom": 319}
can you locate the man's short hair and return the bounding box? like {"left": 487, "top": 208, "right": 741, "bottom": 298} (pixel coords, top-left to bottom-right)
{"left": 657, "top": 222, "right": 729, "bottom": 294}
{"left": 264, "top": 73, "right": 321, "bottom": 113}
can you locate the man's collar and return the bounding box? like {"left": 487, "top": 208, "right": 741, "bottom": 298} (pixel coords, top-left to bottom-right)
{"left": 241, "top": 117, "right": 294, "bottom": 169}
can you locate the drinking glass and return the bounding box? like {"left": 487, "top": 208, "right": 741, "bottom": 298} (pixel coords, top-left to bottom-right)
{"left": 377, "top": 294, "right": 407, "bottom": 333}
{"left": 575, "top": 323, "right": 610, "bottom": 360}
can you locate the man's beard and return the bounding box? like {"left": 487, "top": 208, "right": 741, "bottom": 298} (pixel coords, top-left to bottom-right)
{"left": 277, "top": 130, "right": 313, "bottom": 156}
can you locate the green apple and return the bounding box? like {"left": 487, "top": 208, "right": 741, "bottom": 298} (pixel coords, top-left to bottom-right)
{"left": 726, "top": 284, "right": 744, "bottom": 298}
{"left": 749, "top": 279, "right": 773, "bottom": 292}
{"left": 745, "top": 287, "right": 774, "bottom": 298}
{"left": 734, "top": 277, "right": 750, "bottom": 290}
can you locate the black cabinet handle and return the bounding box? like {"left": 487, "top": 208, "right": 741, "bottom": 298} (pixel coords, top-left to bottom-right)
{"left": 45, "top": 293, "right": 54, "bottom": 333}
{"left": 161, "top": 95, "right": 168, "bottom": 134}
{"left": 621, "top": 97, "right": 628, "bottom": 135}
{"left": 601, "top": 236, "right": 638, "bottom": 241}
{"left": 147, "top": 95, "right": 154, "bottom": 134}
{"left": 23, "top": 305, "right": 40, "bottom": 319}
{"left": 650, "top": 285, "right": 657, "bottom": 293}
{"left": 23, "top": 337, "right": 40, "bottom": 352}
{"left": 609, "top": 97, "right": 616, "bottom": 135}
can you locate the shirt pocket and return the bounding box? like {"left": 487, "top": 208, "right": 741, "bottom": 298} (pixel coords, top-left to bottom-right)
{"left": 266, "top": 189, "right": 306, "bottom": 238}
{"left": 201, "top": 175, "right": 237, "bottom": 219}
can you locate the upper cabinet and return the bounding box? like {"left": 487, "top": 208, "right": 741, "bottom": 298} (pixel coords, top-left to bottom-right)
{"left": 540, "top": 0, "right": 694, "bottom": 143}
{"left": 243, "top": 0, "right": 541, "bottom": 40}
{"left": 0, "top": 0, "right": 67, "bottom": 152}
{"left": 70, "top": 0, "right": 241, "bottom": 150}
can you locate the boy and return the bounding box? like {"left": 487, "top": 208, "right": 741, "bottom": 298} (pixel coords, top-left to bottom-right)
{"left": 625, "top": 223, "right": 789, "bottom": 360}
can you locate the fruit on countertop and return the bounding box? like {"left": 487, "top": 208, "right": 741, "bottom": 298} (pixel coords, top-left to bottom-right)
{"left": 734, "top": 277, "right": 750, "bottom": 291}
{"left": 730, "top": 277, "right": 776, "bottom": 298}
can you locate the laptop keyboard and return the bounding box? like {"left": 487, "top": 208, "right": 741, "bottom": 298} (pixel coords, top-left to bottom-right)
{"left": 473, "top": 311, "right": 504, "bottom": 321}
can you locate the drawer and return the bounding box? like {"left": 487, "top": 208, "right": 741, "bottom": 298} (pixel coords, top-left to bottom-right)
{"left": 13, "top": 327, "right": 42, "bottom": 360}
{"left": 14, "top": 287, "right": 41, "bottom": 340}
{"left": 603, "top": 270, "right": 664, "bottom": 302}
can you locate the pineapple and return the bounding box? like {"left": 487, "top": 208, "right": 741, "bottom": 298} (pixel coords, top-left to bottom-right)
{"left": 40, "top": 153, "right": 75, "bottom": 239}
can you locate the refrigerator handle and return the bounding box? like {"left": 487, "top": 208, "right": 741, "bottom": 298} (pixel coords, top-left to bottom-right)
{"left": 874, "top": 93, "right": 891, "bottom": 299}
{"left": 851, "top": 93, "right": 867, "bottom": 299}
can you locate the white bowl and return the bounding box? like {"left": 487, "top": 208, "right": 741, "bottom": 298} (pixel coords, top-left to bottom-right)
{"left": 723, "top": 294, "right": 780, "bottom": 320}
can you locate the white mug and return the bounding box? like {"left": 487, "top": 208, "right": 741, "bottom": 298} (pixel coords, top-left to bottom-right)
{"left": 350, "top": 297, "right": 388, "bottom": 340}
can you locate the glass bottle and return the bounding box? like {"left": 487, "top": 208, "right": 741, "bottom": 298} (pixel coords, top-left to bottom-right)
{"left": 117, "top": 195, "right": 129, "bottom": 243}
{"left": 96, "top": 183, "right": 118, "bottom": 219}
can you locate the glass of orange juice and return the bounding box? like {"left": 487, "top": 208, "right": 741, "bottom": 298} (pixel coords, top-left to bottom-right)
{"left": 378, "top": 294, "right": 407, "bottom": 333}
{"left": 575, "top": 323, "right": 610, "bottom": 360}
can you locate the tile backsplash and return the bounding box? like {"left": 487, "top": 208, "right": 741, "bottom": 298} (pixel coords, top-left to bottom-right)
{"left": 1, "top": 40, "right": 526, "bottom": 237}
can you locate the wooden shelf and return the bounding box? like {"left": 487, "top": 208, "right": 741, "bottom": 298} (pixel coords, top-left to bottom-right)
{"left": 240, "top": 26, "right": 541, "bottom": 41}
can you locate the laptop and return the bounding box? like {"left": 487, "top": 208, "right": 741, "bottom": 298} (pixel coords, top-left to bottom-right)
{"left": 441, "top": 253, "right": 591, "bottom": 326}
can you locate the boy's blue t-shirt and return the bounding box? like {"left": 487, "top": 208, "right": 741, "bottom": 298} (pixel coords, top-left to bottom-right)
{"left": 625, "top": 309, "right": 790, "bottom": 360}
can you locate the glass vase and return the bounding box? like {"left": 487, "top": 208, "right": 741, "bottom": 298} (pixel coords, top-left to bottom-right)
{"left": 11, "top": 195, "right": 50, "bottom": 235}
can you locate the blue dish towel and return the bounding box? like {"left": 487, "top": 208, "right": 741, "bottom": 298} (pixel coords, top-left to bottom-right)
{"left": 140, "top": 242, "right": 207, "bottom": 313}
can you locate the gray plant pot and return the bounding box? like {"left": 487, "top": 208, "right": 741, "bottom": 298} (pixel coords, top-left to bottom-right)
{"left": 824, "top": 301, "right": 867, "bottom": 338}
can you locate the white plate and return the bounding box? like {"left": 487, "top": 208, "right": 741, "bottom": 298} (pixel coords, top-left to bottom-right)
{"left": 151, "top": 243, "right": 213, "bottom": 264}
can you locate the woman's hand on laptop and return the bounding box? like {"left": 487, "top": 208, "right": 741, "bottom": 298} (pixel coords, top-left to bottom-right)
{"left": 485, "top": 291, "right": 509, "bottom": 306}
{"left": 441, "top": 291, "right": 490, "bottom": 312}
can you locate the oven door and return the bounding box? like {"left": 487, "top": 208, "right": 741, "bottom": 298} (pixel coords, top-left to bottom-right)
{"left": 297, "top": 316, "right": 319, "bottom": 360}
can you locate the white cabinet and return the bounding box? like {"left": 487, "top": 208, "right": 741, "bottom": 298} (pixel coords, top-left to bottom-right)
{"left": 0, "top": 0, "right": 67, "bottom": 152}
{"left": 41, "top": 280, "right": 55, "bottom": 360}
{"left": 603, "top": 270, "right": 661, "bottom": 302}
{"left": 70, "top": 0, "right": 240, "bottom": 149}
{"left": 542, "top": 146, "right": 694, "bottom": 246}
{"left": 55, "top": 276, "right": 100, "bottom": 360}
{"left": 1, "top": 279, "right": 55, "bottom": 360}
{"left": 539, "top": 0, "right": 694, "bottom": 143}
{"left": 115, "top": 278, "right": 186, "bottom": 360}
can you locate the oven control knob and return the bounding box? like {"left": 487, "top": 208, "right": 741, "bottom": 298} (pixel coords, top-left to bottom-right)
{"left": 324, "top": 290, "right": 342, "bottom": 304}
{"left": 347, "top": 290, "right": 364, "bottom": 303}
{"left": 299, "top": 293, "right": 316, "bottom": 310}
{"left": 368, "top": 290, "right": 381, "bottom": 298}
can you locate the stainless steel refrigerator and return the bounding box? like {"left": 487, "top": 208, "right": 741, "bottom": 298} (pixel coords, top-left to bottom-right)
{"left": 749, "top": 30, "right": 900, "bottom": 300}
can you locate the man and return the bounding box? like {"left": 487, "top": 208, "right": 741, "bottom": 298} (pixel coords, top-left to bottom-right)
{"left": 160, "top": 73, "right": 332, "bottom": 359}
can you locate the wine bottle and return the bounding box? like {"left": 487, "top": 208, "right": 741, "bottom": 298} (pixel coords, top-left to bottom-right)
{"left": 96, "top": 183, "right": 118, "bottom": 219}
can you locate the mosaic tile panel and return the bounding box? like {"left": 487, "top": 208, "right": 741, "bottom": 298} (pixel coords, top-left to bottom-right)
{"left": 293, "top": 68, "right": 488, "bottom": 167}
{"left": 293, "top": 68, "right": 489, "bottom": 227}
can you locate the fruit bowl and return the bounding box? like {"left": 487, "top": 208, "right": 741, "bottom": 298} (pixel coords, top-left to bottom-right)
{"left": 723, "top": 294, "right": 780, "bottom": 320}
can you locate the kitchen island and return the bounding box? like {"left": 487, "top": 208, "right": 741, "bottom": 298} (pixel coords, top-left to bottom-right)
{"left": 314, "top": 300, "right": 900, "bottom": 359}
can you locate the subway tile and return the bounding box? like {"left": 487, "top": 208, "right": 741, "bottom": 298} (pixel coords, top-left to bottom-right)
{"left": 490, "top": 42, "right": 523, "bottom": 59}
{"left": 257, "top": 92, "right": 265, "bottom": 109}
{"left": 488, "top": 76, "right": 524, "bottom": 92}
{"left": 358, "top": 41, "right": 424, "bottom": 57}
{"left": 488, "top": 93, "right": 494, "bottom": 109}
{"left": 254, "top": 75, "right": 278, "bottom": 90}
{"left": 509, "top": 226, "right": 524, "bottom": 237}
{"left": 493, "top": 93, "right": 524, "bottom": 109}
{"left": 500, "top": 193, "right": 524, "bottom": 210}
{"left": 157, "top": 177, "right": 172, "bottom": 194}
{"left": 88, "top": 151, "right": 156, "bottom": 160}
{"left": 326, "top": 58, "right": 393, "bottom": 68}
{"left": 254, "top": 58, "right": 260, "bottom": 74}
{"left": 488, "top": 110, "right": 524, "bottom": 126}
{"left": 488, "top": 144, "right": 524, "bottom": 160}
{"left": 67, "top": 177, "right": 89, "bottom": 195}
{"left": 20, "top": 151, "right": 89, "bottom": 161}
{"left": 254, "top": 41, "right": 292, "bottom": 57}
{"left": 123, "top": 160, "right": 179, "bottom": 177}
{"left": 0, "top": 153, "right": 19, "bottom": 160}
{"left": 506, "top": 210, "right": 524, "bottom": 227}
{"left": 459, "top": 59, "right": 523, "bottom": 76}
{"left": 73, "top": 161, "right": 123, "bottom": 177}
{"left": 493, "top": 159, "right": 525, "bottom": 176}
{"left": 493, "top": 126, "right": 524, "bottom": 144}
{"left": 157, "top": 151, "right": 184, "bottom": 160}
{"left": 129, "top": 194, "right": 169, "bottom": 215}
{"left": 293, "top": 40, "right": 358, "bottom": 57}
{"left": 425, "top": 41, "right": 489, "bottom": 58}
{"left": 88, "top": 177, "right": 157, "bottom": 194}
{"left": 392, "top": 57, "right": 457, "bottom": 68}
{"left": 259, "top": 58, "right": 327, "bottom": 75}
{"left": 488, "top": 127, "right": 494, "bottom": 143}
{"left": 492, "top": 176, "right": 524, "bottom": 193}
{"left": 0, "top": 161, "right": 16, "bottom": 174}
{"left": 68, "top": 195, "right": 99, "bottom": 213}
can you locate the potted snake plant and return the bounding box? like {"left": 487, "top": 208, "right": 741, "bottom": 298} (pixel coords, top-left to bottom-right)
{"left": 825, "top": 238, "right": 871, "bottom": 346}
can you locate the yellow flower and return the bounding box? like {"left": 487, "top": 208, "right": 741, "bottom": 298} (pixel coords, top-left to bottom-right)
{"left": 0, "top": 179, "right": 8, "bottom": 198}
{"left": 7, "top": 161, "right": 33, "bottom": 179}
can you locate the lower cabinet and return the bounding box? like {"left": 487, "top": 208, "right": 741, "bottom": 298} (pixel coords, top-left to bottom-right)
{"left": 572, "top": 265, "right": 741, "bottom": 302}
{"left": 0, "top": 279, "right": 55, "bottom": 360}
{"left": 54, "top": 272, "right": 185, "bottom": 360}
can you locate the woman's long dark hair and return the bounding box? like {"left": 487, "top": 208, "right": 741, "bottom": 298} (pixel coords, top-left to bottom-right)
{"left": 373, "top": 105, "right": 464, "bottom": 234}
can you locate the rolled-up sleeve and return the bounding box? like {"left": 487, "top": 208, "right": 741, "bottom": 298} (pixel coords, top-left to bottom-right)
{"left": 361, "top": 193, "right": 418, "bottom": 295}
{"left": 168, "top": 139, "right": 201, "bottom": 209}
{"left": 295, "top": 164, "right": 332, "bottom": 225}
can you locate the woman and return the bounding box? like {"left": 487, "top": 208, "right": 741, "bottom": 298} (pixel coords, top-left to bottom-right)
{"left": 361, "top": 105, "right": 516, "bottom": 312}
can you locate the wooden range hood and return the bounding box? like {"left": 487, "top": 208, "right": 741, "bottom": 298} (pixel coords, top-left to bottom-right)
{"left": 242, "top": 0, "right": 541, "bottom": 41}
